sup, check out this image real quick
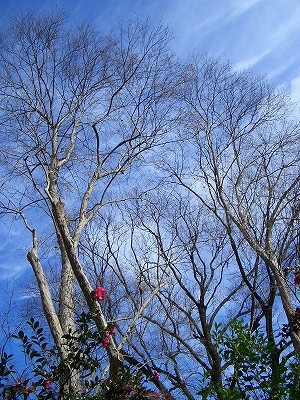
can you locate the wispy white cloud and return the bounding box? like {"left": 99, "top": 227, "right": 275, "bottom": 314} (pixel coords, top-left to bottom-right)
{"left": 234, "top": 50, "right": 270, "bottom": 71}
{"left": 17, "top": 292, "right": 39, "bottom": 300}
{"left": 290, "top": 76, "right": 300, "bottom": 104}
{"left": 0, "top": 262, "right": 25, "bottom": 280}
{"left": 161, "top": 0, "right": 300, "bottom": 85}
{"left": 227, "top": 0, "right": 263, "bottom": 20}
{"left": 0, "top": 226, "right": 29, "bottom": 280}
{"left": 168, "top": 0, "right": 263, "bottom": 38}
{"left": 269, "top": 5, "right": 300, "bottom": 44}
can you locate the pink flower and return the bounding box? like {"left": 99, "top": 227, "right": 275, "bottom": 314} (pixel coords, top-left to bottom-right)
{"left": 13, "top": 380, "right": 23, "bottom": 388}
{"left": 93, "top": 286, "right": 107, "bottom": 301}
{"left": 43, "top": 379, "right": 52, "bottom": 389}
{"left": 153, "top": 370, "right": 160, "bottom": 381}
{"left": 108, "top": 327, "right": 115, "bottom": 335}
{"left": 102, "top": 334, "right": 110, "bottom": 348}
{"left": 294, "top": 274, "right": 300, "bottom": 284}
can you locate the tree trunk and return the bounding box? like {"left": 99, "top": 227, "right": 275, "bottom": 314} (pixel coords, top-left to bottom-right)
{"left": 27, "top": 229, "right": 81, "bottom": 392}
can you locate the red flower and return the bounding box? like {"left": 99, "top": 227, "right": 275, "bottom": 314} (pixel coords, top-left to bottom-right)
{"left": 43, "top": 379, "right": 52, "bottom": 389}
{"left": 25, "top": 386, "right": 34, "bottom": 394}
{"left": 93, "top": 286, "right": 107, "bottom": 301}
{"left": 102, "top": 334, "right": 110, "bottom": 348}
{"left": 294, "top": 274, "right": 300, "bottom": 284}
{"left": 153, "top": 370, "right": 160, "bottom": 381}
{"left": 108, "top": 327, "right": 115, "bottom": 335}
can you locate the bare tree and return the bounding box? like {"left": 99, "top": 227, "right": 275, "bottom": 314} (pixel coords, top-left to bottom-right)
{"left": 1, "top": 12, "right": 299, "bottom": 399}
{"left": 87, "top": 56, "right": 298, "bottom": 398}
{"left": 0, "top": 10, "right": 176, "bottom": 394}
{"left": 80, "top": 191, "right": 263, "bottom": 398}
{"left": 167, "top": 56, "right": 300, "bottom": 351}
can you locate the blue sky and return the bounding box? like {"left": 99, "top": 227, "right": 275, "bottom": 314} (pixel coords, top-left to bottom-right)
{"left": 0, "top": 2, "right": 299, "bottom": 392}
{"left": 1, "top": 0, "right": 300, "bottom": 291}
{"left": 1, "top": 0, "right": 300, "bottom": 91}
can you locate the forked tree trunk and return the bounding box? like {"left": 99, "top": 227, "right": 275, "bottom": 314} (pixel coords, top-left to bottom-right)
{"left": 27, "top": 229, "right": 81, "bottom": 393}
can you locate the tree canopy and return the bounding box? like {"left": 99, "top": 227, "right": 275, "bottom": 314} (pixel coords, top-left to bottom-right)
{"left": 0, "top": 10, "right": 300, "bottom": 400}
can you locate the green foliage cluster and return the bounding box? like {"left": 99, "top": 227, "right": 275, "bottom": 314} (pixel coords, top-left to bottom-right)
{"left": 199, "top": 320, "right": 300, "bottom": 399}
{"left": 0, "top": 316, "right": 163, "bottom": 399}
{"left": 2, "top": 315, "right": 300, "bottom": 399}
